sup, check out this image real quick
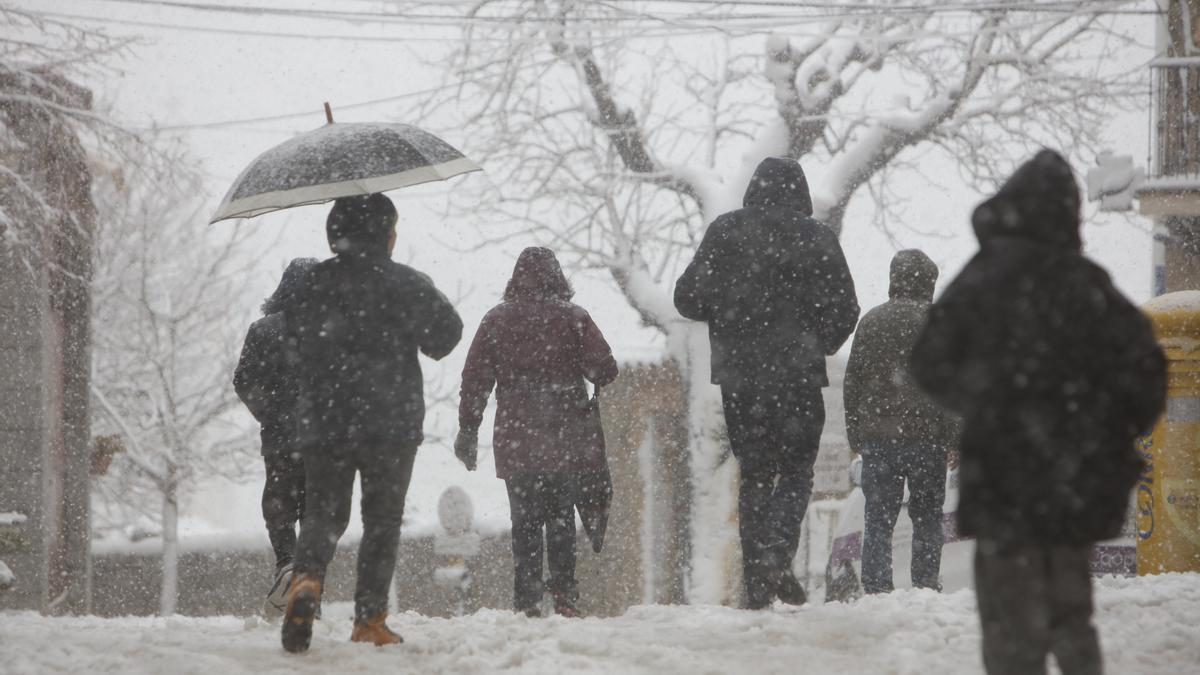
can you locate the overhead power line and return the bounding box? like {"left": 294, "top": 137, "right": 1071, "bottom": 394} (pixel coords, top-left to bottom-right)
{"left": 36, "top": 8, "right": 787, "bottom": 45}
{"left": 34, "top": 0, "right": 1153, "bottom": 132}
{"left": 35, "top": 10, "right": 452, "bottom": 42}
{"left": 74, "top": 0, "right": 1162, "bottom": 26}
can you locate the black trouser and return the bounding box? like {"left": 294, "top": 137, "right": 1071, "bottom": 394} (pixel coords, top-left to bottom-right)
{"left": 860, "top": 444, "right": 947, "bottom": 593}
{"left": 505, "top": 474, "right": 577, "bottom": 611}
{"left": 262, "top": 448, "right": 305, "bottom": 570}
{"left": 721, "top": 383, "right": 825, "bottom": 606}
{"left": 293, "top": 444, "right": 417, "bottom": 622}
{"left": 974, "top": 542, "right": 1101, "bottom": 675}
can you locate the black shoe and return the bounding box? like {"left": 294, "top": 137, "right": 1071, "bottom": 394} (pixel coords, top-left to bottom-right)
{"left": 776, "top": 570, "right": 807, "bottom": 606}
{"left": 518, "top": 606, "right": 542, "bottom": 618}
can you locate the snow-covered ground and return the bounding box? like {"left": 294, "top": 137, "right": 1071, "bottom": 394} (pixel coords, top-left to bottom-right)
{"left": 4, "top": 573, "right": 1197, "bottom": 674}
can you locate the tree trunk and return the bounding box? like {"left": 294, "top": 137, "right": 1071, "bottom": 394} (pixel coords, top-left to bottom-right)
{"left": 160, "top": 476, "right": 178, "bottom": 617}
{"left": 674, "top": 323, "right": 740, "bottom": 604}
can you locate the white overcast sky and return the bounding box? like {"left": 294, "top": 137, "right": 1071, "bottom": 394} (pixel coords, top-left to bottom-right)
{"left": 25, "top": 0, "right": 1160, "bottom": 360}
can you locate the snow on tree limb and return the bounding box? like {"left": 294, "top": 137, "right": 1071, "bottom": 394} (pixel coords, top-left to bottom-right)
{"left": 550, "top": 37, "right": 703, "bottom": 207}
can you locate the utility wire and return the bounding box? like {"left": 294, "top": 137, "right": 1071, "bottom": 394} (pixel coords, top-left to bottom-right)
{"left": 38, "top": 0, "right": 1156, "bottom": 43}
{"left": 35, "top": 8, "right": 785, "bottom": 45}
{"left": 35, "top": 10, "right": 452, "bottom": 42}
{"left": 38, "top": 0, "right": 1151, "bottom": 131}
{"left": 70, "top": 0, "right": 1161, "bottom": 26}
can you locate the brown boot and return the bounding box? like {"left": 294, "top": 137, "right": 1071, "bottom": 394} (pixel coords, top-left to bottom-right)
{"left": 350, "top": 613, "right": 404, "bottom": 646}
{"left": 281, "top": 575, "right": 322, "bottom": 653}
{"left": 553, "top": 592, "right": 581, "bottom": 618}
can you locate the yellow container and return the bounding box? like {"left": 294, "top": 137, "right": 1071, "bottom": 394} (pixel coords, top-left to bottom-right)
{"left": 1138, "top": 291, "right": 1200, "bottom": 574}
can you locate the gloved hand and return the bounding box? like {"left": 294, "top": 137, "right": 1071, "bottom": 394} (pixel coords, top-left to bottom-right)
{"left": 454, "top": 429, "right": 478, "bottom": 471}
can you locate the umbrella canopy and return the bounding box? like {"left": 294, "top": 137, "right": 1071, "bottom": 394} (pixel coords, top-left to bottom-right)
{"left": 210, "top": 122, "right": 480, "bottom": 223}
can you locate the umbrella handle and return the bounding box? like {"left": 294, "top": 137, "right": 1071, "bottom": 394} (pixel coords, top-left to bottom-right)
{"left": 324, "top": 102, "right": 334, "bottom": 124}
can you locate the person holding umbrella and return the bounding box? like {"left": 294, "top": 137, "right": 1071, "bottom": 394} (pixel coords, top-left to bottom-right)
{"left": 454, "top": 247, "right": 618, "bottom": 618}
{"left": 211, "top": 113, "right": 478, "bottom": 652}
{"left": 270, "top": 194, "right": 461, "bottom": 652}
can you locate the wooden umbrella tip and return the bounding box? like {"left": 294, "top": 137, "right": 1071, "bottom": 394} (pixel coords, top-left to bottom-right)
{"left": 324, "top": 101, "right": 333, "bottom": 124}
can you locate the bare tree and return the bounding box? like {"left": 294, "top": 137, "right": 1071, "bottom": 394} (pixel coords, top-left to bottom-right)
{"left": 89, "top": 139, "right": 258, "bottom": 616}
{"left": 1, "top": 6, "right": 131, "bottom": 271}
{"left": 406, "top": 0, "right": 1145, "bottom": 603}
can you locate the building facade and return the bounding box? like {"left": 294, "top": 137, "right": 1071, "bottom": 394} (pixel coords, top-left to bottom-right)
{"left": 0, "top": 73, "right": 95, "bottom": 614}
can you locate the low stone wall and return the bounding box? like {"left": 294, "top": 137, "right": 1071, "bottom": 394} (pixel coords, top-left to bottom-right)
{"left": 91, "top": 530, "right": 634, "bottom": 618}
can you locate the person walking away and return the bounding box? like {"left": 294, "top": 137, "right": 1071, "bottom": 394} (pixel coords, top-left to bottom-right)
{"left": 276, "top": 194, "right": 463, "bottom": 653}
{"left": 454, "top": 247, "right": 618, "bottom": 617}
{"left": 233, "top": 257, "right": 317, "bottom": 618}
{"left": 909, "top": 150, "right": 1166, "bottom": 675}
{"left": 674, "top": 157, "right": 860, "bottom": 609}
{"left": 844, "top": 249, "right": 959, "bottom": 595}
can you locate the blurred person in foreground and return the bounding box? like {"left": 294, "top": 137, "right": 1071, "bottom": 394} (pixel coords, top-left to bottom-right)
{"left": 454, "top": 247, "right": 618, "bottom": 617}
{"left": 844, "top": 249, "right": 959, "bottom": 595}
{"left": 233, "top": 257, "right": 317, "bottom": 619}
{"left": 674, "top": 157, "right": 859, "bottom": 609}
{"left": 276, "top": 194, "right": 463, "bottom": 653}
{"left": 910, "top": 150, "right": 1166, "bottom": 675}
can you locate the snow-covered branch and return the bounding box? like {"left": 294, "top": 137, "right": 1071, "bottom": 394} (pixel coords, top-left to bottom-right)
{"left": 550, "top": 38, "right": 703, "bottom": 206}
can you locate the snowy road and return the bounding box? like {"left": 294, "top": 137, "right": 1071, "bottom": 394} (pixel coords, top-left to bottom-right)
{"left": 3, "top": 574, "right": 1197, "bottom": 674}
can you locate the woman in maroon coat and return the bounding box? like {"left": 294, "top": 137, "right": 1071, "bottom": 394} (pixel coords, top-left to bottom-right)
{"left": 455, "top": 247, "right": 618, "bottom": 617}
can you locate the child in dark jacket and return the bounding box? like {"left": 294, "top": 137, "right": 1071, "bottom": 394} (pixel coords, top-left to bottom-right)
{"left": 233, "top": 257, "right": 316, "bottom": 619}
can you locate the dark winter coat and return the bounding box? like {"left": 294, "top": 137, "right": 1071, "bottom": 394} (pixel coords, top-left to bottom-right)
{"left": 278, "top": 249, "right": 463, "bottom": 450}
{"left": 459, "top": 248, "right": 619, "bottom": 480}
{"left": 844, "top": 250, "right": 959, "bottom": 453}
{"left": 233, "top": 258, "right": 316, "bottom": 455}
{"left": 235, "top": 313, "right": 295, "bottom": 455}
{"left": 909, "top": 150, "right": 1167, "bottom": 546}
{"left": 674, "top": 157, "right": 860, "bottom": 387}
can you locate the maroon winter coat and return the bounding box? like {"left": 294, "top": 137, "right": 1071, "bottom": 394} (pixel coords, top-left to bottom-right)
{"left": 459, "top": 249, "right": 618, "bottom": 479}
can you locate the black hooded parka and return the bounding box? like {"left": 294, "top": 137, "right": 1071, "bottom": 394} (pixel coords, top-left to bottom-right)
{"left": 674, "top": 157, "right": 860, "bottom": 387}
{"left": 909, "top": 150, "right": 1166, "bottom": 546}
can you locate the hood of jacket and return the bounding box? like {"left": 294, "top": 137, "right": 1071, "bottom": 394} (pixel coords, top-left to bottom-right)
{"left": 888, "top": 249, "right": 937, "bottom": 301}
{"left": 504, "top": 246, "right": 574, "bottom": 302}
{"left": 971, "top": 149, "right": 1082, "bottom": 251}
{"left": 742, "top": 157, "right": 814, "bottom": 215}
{"left": 261, "top": 257, "right": 318, "bottom": 315}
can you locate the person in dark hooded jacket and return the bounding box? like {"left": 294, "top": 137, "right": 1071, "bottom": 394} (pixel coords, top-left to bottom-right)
{"left": 909, "top": 150, "right": 1166, "bottom": 675}
{"left": 276, "top": 194, "right": 463, "bottom": 653}
{"left": 233, "top": 257, "right": 317, "bottom": 617}
{"left": 844, "top": 249, "right": 958, "bottom": 594}
{"left": 674, "top": 157, "right": 859, "bottom": 609}
{"left": 455, "top": 247, "right": 618, "bottom": 617}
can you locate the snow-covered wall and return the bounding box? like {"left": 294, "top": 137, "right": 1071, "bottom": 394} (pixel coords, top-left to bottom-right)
{"left": 89, "top": 531, "right": 630, "bottom": 618}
